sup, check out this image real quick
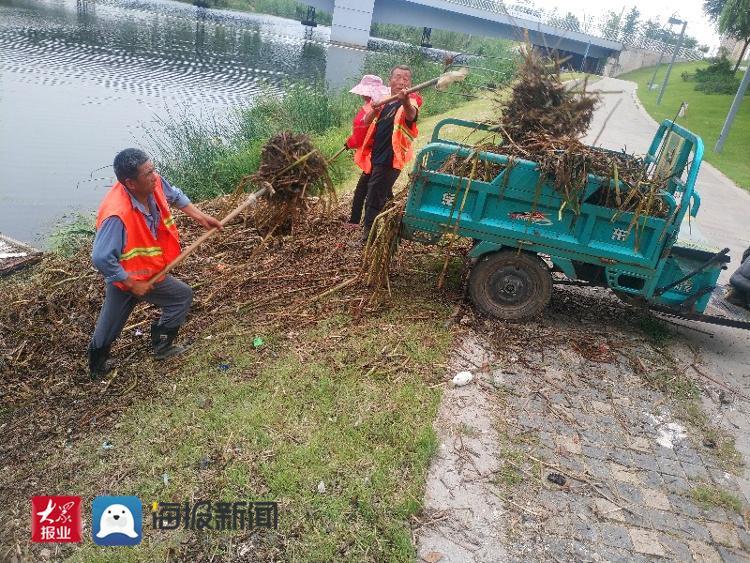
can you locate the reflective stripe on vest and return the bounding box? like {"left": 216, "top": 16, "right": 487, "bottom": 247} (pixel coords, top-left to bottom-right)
{"left": 120, "top": 246, "right": 163, "bottom": 261}
{"left": 95, "top": 175, "right": 181, "bottom": 290}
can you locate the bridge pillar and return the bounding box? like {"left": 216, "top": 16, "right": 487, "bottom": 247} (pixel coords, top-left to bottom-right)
{"left": 325, "top": 44, "right": 367, "bottom": 90}
{"left": 329, "top": 0, "right": 375, "bottom": 47}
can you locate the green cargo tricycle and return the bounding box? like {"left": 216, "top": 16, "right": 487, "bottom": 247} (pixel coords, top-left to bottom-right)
{"left": 400, "top": 118, "right": 749, "bottom": 329}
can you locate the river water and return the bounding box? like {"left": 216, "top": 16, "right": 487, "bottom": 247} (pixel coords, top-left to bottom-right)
{"left": 0, "top": 0, "right": 371, "bottom": 245}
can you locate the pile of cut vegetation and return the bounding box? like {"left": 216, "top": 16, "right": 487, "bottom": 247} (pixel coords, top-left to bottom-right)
{"left": 440, "top": 48, "right": 671, "bottom": 220}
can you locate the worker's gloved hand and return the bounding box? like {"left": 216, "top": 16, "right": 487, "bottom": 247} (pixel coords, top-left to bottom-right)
{"left": 123, "top": 278, "right": 153, "bottom": 297}
{"left": 344, "top": 142, "right": 351, "bottom": 151}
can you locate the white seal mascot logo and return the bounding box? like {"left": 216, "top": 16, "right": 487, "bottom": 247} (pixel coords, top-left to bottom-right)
{"left": 96, "top": 503, "right": 138, "bottom": 538}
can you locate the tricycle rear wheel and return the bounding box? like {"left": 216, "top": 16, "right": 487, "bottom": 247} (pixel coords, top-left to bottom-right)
{"left": 468, "top": 250, "right": 552, "bottom": 320}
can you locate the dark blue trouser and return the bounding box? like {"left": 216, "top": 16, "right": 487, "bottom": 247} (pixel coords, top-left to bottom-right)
{"left": 90, "top": 275, "right": 193, "bottom": 349}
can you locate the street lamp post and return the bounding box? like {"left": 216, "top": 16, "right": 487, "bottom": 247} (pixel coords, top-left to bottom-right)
{"left": 648, "top": 16, "right": 674, "bottom": 90}
{"left": 715, "top": 65, "right": 750, "bottom": 153}
{"left": 648, "top": 50, "right": 667, "bottom": 90}
{"left": 656, "top": 17, "right": 688, "bottom": 105}
{"left": 648, "top": 16, "right": 682, "bottom": 90}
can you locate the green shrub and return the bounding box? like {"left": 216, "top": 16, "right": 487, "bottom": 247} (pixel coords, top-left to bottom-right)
{"left": 693, "top": 57, "right": 734, "bottom": 83}
{"left": 695, "top": 74, "right": 742, "bottom": 94}
{"left": 687, "top": 57, "right": 742, "bottom": 95}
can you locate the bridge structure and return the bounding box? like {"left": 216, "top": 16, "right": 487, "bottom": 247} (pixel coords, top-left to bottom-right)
{"left": 305, "top": 0, "right": 622, "bottom": 71}
{"left": 304, "top": 0, "right": 705, "bottom": 74}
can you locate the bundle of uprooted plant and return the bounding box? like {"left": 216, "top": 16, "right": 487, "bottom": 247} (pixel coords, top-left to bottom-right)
{"left": 245, "top": 130, "right": 335, "bottom": 235}
{"left": 362, "top": 195, "right": 407, "bottom": 292}
{"left": 440, "top": 48, "right": 670, "bottom": 219}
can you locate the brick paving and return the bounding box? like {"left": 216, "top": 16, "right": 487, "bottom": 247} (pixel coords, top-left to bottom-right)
{"left": 416, "top": 287, "right": 750, "bottom": 562}
{"left": 492, "top": 331, "right": 749, "bottom": 562}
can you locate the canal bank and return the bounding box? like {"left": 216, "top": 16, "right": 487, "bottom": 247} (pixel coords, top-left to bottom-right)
{"left": 0, "top": 0, "right": 513, "bottom": 246}
{"left": 0, "top": 0, "right": 321, "bottom": 245}
{"left": 1, "top": 96, "right": 495, "bottom": 562}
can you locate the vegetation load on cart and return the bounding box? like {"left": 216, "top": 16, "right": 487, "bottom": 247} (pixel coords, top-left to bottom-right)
{"left": 440, "top": 49, "right": 671, "bottom": 220}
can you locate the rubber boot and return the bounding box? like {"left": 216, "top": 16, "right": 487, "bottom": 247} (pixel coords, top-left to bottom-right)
{"left": 725, "top": 287, "right": 748, "bottom": 308}
{"left": 151, "top": 322, "right": 190, "bottom": 360}
{"left": 88, "top": 343, "right": 113, "bottom": 380}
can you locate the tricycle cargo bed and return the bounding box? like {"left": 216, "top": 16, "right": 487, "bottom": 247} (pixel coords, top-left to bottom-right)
{"left": 403, "top": 143, "right": 675, "bottom": 271}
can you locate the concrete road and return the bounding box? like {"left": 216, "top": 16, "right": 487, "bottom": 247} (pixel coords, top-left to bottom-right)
{"left": 583, "top": 77, "right": 750, "bottom": 500}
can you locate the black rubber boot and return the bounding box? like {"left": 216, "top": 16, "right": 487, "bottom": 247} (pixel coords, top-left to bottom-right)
{"left": 151, "top": 322, "right": 189, "bottom": 361}
{"left": 88, "top": 343, "right": 113, "bottom": 380}
{"left": 725, "top": 287, "right": 749, "bottom": 309}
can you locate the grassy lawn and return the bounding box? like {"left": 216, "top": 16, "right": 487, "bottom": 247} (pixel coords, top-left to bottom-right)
{"left": 58, "top": 303, "right": 452, "bottom": 562}
{"left": 619, "top": 61, "right": 750, "bottom": 191}
{"left": 6, "top": 98, "right": 494, "bottom": 562}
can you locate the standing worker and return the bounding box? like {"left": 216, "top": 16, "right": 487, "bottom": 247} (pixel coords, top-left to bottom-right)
{"left": 88, "top": 148, "right": 222, "bottom": 379}
{"left": 344, "top": 74, "right": 391, "bottom": 229}
{"left": 354, "top": 65, "right": 423, "bottom": 245}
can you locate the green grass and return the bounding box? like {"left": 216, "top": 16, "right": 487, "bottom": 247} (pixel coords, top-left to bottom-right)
{"left": 619, "top": 61, "right": 750, "bottom": 191}
{"left": 690, "top": 484, "right": 745, "bottom": 514}
{"left": 43, "top": 302, "right": 452, "bottom": 561}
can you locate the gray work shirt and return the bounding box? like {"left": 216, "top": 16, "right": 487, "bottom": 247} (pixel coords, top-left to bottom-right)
{"left": 91, "top": 177, "right": 190, "bottom": 283}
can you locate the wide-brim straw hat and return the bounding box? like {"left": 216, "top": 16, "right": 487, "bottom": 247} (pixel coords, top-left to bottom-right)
{"left": 349, "top": 74, "right": 391, "bottom": 101}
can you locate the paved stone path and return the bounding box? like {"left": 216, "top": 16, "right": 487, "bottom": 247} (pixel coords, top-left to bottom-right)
{"left": 493, "top": 326, "right": 749, "bottom": 563}
{"left": 583, "top": 77, "right": 750, "bottom": 504}
{"left": 417, "top": 288, "right": 750, "bottom": 562}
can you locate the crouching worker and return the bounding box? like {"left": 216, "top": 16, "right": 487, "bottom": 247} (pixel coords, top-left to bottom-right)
{"left": 726, "top": 246, "right": 750, "bottom": 310}
{"left": 88, "top": 148, "right": 222, "bottom": 379}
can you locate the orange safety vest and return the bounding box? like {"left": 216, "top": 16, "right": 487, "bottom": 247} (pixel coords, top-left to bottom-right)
{"left": 354, "top": 97, "right": 421, "bottom": 174}
{"left": 95, "top": 175, "right": 181, "bottom": 291}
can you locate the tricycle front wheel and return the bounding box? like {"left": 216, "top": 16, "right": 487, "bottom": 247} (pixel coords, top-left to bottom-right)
{"left": 468, "top": 250, "right": 552, "bottom": 320}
